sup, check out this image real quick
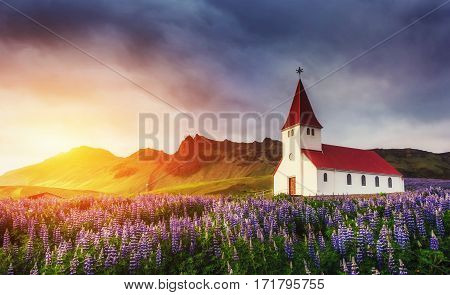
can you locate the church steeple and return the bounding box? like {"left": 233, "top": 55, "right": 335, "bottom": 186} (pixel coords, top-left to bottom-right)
{"left": 281, "top": 75, "right": 322, "bottom": 130}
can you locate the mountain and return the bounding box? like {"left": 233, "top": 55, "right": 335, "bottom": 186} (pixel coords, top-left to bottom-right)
{"left": 0, "top": 136, "right": 448, "bottom": 197}
{"left": 0, "top": 135, "right": 281, "bottom": 195}
{"left": 373, "top": 148, "right": 450, "bottom": 179}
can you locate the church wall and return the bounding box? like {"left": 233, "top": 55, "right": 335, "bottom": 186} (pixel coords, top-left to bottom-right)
{"left": 316, "top": 169, "right": 405, "bottom": 195}
{"left": 299, "top": 125, "right": 322, "bottom": 151}
{"left": 301, "top": 156, "right": 318, "bottom": 196}
{"left": 274, "top": 125, "right": 302, "bottom": 195}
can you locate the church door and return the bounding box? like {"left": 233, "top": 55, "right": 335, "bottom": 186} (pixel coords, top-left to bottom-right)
{"left": 288, "top": 177, "right": 296, "bottom": 195}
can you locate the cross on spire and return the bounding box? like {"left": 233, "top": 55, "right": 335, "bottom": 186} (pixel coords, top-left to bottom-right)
{"left": 296, "top": 67, "right": 304, "bottom": 77}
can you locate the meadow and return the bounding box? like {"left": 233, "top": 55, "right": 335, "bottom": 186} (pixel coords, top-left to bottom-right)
{"left": 0, "top": 182, "right": 448, "bottom": 275}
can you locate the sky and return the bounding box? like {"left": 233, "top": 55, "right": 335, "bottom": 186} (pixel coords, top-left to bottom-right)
{"left": 0, "top": 0, "right": 449, "bottom": 174}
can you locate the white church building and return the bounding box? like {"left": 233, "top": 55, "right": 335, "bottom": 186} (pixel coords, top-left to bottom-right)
{"left": 273, "top": 77, "right": 404, "bottom": 196}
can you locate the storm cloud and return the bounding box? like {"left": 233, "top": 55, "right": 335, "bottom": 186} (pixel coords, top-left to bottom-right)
{"left": 0, "top": 0, "right": 449, "bottom": 157}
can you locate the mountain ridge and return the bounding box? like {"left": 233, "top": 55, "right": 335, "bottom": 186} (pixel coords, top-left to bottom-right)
{"left": 0, "top": 135, "right": 448, "bottom": 196}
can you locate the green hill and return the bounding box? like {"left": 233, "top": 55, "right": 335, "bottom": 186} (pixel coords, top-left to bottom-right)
{"left": 373, "top": 149, "right": 450, "bottom": 179}
{"left": 0, "top": 136, "right": 447, "bottom": 198}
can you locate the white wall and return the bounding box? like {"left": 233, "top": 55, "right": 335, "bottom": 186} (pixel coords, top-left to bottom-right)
{"left": 274, "top": 125, "right": 321, "bottom": 195}
{"left": 301, "top": 156, "right": 318, "bottom": 196}
{"left": 300, "top": 125, "right": 322, "bottom": 151}
{"left": 274, "top": 125, "right": 302, "bottom": 195}
{"left": 316, "top": 169, "right": 405, "bottom": 195}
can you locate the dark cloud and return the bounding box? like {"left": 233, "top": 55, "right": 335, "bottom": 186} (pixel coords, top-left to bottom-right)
{"left": 1, "top": 0, "right": 449, "bottom": 150}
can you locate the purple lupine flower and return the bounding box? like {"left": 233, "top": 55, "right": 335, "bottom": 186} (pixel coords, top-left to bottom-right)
{"left": 40, "top": 225, "right": 49, "bottom": 250}
{"left": 96, "top": 248, "right": 104, "bottom": 269}
{"left": 7, "top": 263, "right": 14, "bottom": 275}
{"left": 45, "top": 249, "right": 52, "bottom": 265}
{"left": 394, "top": 225, "right": 409, "bottom": 249}
{"left": 83, "top": 255, "right": 94, "bottom": 275}
{"left": 139, "top": 235, "right": 150, "bottom": 259}
{"left": 30, "top": 263, "right": 39, "bottom": 275}
{"left": 104, "top": 253, "right": 113, "bottom": 269}
{"left": 356, "top": 247, "right": 363, "bottom": 264}
{"left": 405, "top": 210, "right": 415, "bottom": 234}
{"left": 430, "top": 231, "right": 439, "bottom": 250}
{"left": 314, "top": 250, "right": 320, "bottom": 269}
{"left": 213, "top": 232, "right": 221, "bottom": 258}
{"left": 435, "top": 211, "right": 444, "bottom": 237}
{"left": 331, "top": 230, "right": 339, "bottom": 252}
{"left": 415, "top": 214, "right": 426, "bottom": 237}
{"left": 364, "top": 226, "right": 375, "bottom": 247}
{"left": 129, "top": 251, "right": 138, "bottom": 273}
{"left": 130, "top": 234, "right": 138, "bottom": 252}
{"left": 69, "top": 255, "right": 79, "bottom": 274}
{"left": 357, "top": 228, "right": 365, "bottom": 250}
{"left": 350, "top": 256, "right": 359, "bottom": 275}
{"left": 57, "top": 242, "right": 67, "bottom": 266}
{"left": 25, "top": 238, "right": 33, "bottom": 261}
{"left": 307, "top": 233, "right": 315, "bottom": 261}
{"left": 398, "top": 259, "right": 408, "bottom": 275}
{"left": 104, "top": 244, "right": 118, "bottom": 268}
{"left": 341, "top": 258, "right": 348, "bottom": 274}
{"left": 337, "top": 228, "right": 346, "bottom": 256}
{"left": 318, "top": 231, "right": 326, "bottom": 251}
{"left": 54, "top": 227, "right": 62, "bottom": 246}
{"left": 284, "top": 237, "right": 294, "bottom": 261}
{"left": 232, "top": 246, "right": 239, "bottom": 261}
{"left": 156, "top": 244, "right": 162, "bottom": 267}
{"left": 3, "top": 229, "right": 10, "bottom": 250}
{"left": 388, "top": 253, "right": 395, "bottom": 274}
{"left": 376, "top": 239, "right": 385, "bottom": 268}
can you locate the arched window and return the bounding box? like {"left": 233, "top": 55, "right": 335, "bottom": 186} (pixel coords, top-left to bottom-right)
{"left": 311, "top": 129, "right": 315, "bottom": 136}
{"left": 375, "top": 176, "right": 380, "bottom": 187}
{"left": 307, "top": 128, "right": 310, "bottom": 135}
{"left": 323, "top": 173, "right": 328, "bottom": 182}
{"left": 388, "top": 177, "right": 392, "bottom": 188}
{"left": 361, "top": 175, "right": 366, "bottom": 186}
{"left": 347, "top": 174, "right": 352, "bottom": 185}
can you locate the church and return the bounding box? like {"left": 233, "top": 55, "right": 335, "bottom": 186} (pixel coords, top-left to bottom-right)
{"left": 273, "top": 74, "right": 405, "bottom": 196}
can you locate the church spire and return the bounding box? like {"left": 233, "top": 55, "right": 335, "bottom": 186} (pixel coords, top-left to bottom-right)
{"left": 281, "top": 69, "right": 323, "bottom": 130}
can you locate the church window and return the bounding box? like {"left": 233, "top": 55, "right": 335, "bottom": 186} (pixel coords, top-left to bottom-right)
{"left": 361, "top": 175, "right": 366, "bottom": 186}
{"left": 347, "top": 174, "right": 352, "bottom": 185}
{"left": 311, "top": 128, "right": 315, "bottom": 136}
{"left": 375, "top": 176, "right": 380, "bottom": 187}
{"left": 323, "top": 173, "right": 328, "bottom": 182}
{"left": 289, "top": 153, "right": 294, "bottom": 161}
{"left": 388, "top": 177, "right": 392, "bottom": 188}
{"left": 307, "top": 128, "right": 310, "bottom": 135}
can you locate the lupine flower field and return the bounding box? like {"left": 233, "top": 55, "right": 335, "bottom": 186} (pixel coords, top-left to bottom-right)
{"left": 0, "top": 186, "right": 448, "bottom": 275}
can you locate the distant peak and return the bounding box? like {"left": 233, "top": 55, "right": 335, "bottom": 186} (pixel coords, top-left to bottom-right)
{"left": 60, "top": 146, "right": 119, "bottom": 160}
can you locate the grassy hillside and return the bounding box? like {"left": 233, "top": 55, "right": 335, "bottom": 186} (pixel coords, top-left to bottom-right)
{"left": 0, "top": 135, "right": 280, "bottom": 196}
{"left": 0, "top": 185, "right": 107, "bottom": 199}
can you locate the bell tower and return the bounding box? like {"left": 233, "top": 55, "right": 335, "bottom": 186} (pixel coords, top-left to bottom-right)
{"left": 281, "top": 68, "right": 323, "bottom": 152}
{"left": 274, "top": 68, "right": 323, "bottom": 195}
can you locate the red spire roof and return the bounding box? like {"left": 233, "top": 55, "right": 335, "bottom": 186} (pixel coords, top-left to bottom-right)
{"left": 282, "top": 79, "right": 322, "bottom": 130}
{"left": 302, "top": 144, "right": 402, "bottom": 176}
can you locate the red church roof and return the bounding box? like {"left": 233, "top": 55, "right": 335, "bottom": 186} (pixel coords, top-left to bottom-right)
{"left": 282, "top": 79, "right": 323, "bottom": 130}
{"left": 302, "top": 144, "right": 402, "bottom": 176}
